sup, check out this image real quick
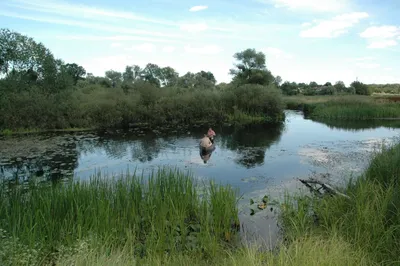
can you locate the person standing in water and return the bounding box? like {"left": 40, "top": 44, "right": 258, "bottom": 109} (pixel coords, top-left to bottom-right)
{"left": 207, "top": 128, "right": 216, "bottom": 143}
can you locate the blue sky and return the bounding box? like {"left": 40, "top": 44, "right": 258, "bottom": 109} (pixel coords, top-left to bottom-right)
{"left": 1, "top": 0, "right": 399, "bottom": 85}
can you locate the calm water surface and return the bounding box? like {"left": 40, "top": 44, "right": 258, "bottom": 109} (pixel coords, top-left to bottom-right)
{"left": 2, "top": 110, "right": 400, "bottom": 248}
{"left": 1, "top": 111, "right": 400, "bottom": 198}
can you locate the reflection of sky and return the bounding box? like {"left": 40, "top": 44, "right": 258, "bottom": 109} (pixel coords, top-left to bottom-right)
{"left": 72, "top": 111, "right": 400, "bottom": 196}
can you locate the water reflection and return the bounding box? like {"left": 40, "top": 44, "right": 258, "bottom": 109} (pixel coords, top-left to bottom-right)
{"left": 1, "top": 111, "right": 399, "bottom": 186}
{"left": 219, "top": 123, "right": 285, "bottom": 168}
{"left": 199, "top": 143, "right": 216, "bottom": 164}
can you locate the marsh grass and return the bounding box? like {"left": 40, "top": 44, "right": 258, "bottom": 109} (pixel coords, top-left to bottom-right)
{"left": 54, "top": 233, "right": 373, "bottom": 266}
{"left": 284, "top": 95, "right": 400, "bottom": 120}
{"left": 280, "top": 142, "right": 400, "bottom": 265}
{"left": 0, "top": 168, "right": 240, "bottom": 265}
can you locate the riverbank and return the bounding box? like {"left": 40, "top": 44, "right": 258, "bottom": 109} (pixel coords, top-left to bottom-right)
{"left": 281, "top": 141, "right": 400, "bottom": 265}
{"left": 0, "top": 172, "right": 372, "bottom": 266}
{"left": 1, "top": 140, "right": 399, "bottom": 265}
{"left": 284, "top": 95, "right": 400, "bottom": 120}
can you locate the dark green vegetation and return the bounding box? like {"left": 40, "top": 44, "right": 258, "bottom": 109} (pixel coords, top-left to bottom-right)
{"left": 0, "top": 168, "right": 240, "bottom": 265}
{"left": 279, "top": 79, "right": 399, "bottom": 96}
{"left": 282, "top": 141, "right": 400, "bottom": 265}
{"left": 0, "top": 28, "right": 285, "bottom": 132}
{"left": 284, "top": 95, "right": 400, "bottom": 120}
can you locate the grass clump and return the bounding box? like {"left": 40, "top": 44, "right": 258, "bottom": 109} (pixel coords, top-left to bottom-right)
{"left": 280, "top": 142, "right": 400, "bottom": 265}
{"left": 54, "top": 233, "right": 372, "bottom": 265}
{"left": 0, "top": 168, "right": 240, "bottom": 265}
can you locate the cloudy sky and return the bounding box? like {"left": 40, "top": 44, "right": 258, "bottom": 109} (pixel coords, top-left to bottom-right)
{"left": 1, "top": 0, "right": 399, "bottom": 85}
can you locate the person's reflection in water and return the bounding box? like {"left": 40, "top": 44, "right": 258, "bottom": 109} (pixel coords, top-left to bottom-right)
{"left": 200, "top": 146, "right": 215, "bottom": 164}
{"left": 199, "top": 137, "right": 216, "bottom": 164}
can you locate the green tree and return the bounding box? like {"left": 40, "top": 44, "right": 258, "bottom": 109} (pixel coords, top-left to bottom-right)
{"left": 141, "top": 63, "right": 162, "bottom": 87}
{"left": 351, "top": 80, "right": 370, "bottom": 95}
{"left": 229, "top": 48, "right": 274, "bottom": 86}
{"left": 63, "top": 63, "right": 86, "bottom": 85}
{"left": 280, "top": 81, "right": 299, "bottom": 95}
{"left": 105, "top": 70, "right": 122, "bottom": 85}
{"left": 334, "top": 81, "right": 346, "bottom": 92}
{"left": 0, "top": 28, "right": 65, "bottom": 93}
{"left": 274, "top": 76, "right": 282, "bottom": 87}
{"left": 159, "top": 66, "right": 179, "bottom": 87}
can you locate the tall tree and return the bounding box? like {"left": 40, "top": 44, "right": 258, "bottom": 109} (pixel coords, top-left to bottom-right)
{"left": 0, "top": 28, "right": 63, "bottom": 92}
{"left": 159, "top": 66, "right": 179, "bottom": 87}
{"left": 105, "top": 70, "right": 122, "bottom": 85}
{"left": 141, "top": 63, "right": 162, "bottom": 87}
{"left": 229, "top": 48, "right": 274, "bottom": 86}
{"left": 63, "top": 63, "right": 86, "bottom": 85}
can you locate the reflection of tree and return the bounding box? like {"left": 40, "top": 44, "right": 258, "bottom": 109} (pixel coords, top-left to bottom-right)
{"left": 313, "top": 118, "right": 400, "bottom": 132}
{"left": 130, "top": 138, "right": 164, "bottom": 162}
{"left": 220, "top": 123, "right": 285, "bottom": 168}
{"left": 76, "top": 130, "right": 165, "bottom": 163}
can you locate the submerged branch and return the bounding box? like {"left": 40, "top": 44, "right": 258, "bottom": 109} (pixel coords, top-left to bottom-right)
{"left": 298, "top": 178, "right": 350, "bottom": 199}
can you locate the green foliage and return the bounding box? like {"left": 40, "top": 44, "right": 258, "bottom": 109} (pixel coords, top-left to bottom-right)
{"left": 280, "top": 142, "right": 400, "bottom": 265}
{"left": 351, "top": 80, "right": 371, "bottom": 95}
{"left": 301, "top": 96, "right": 400, "bottom": 120}
{"left": 229, "top": 48, "right": 274, "bottom": 86}
{"left": 0, "top": 168, "right": 240, "bottom": 264}
{"left": 0, "top": 28, "right": 287, "bottom": 131}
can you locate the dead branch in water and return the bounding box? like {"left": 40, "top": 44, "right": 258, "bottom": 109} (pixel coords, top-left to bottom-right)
{"left": 298, "top": 178, "right": 351, "bottom": 199}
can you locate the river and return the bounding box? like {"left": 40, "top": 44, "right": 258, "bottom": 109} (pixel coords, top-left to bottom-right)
{"left": 1, "top": 110, "right": 399, "bottom": 248}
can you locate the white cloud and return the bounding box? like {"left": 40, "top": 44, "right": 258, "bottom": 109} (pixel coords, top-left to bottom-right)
{"left": 367, "top": 40, "right": 397, "bottom": 49}
{"left": 0, "top": 11, "right": 185, "bottom": 39}
{"left": 110, "top": 42, "right": 122, "bottom": 48}
{"left": 355, "top": 62, "right": 380, "bottom": 69}
{"left": 360, "top": 26, "right": 400, "bottom": 39}
{"left": 384, "top": 67, "right": 393, "bottom": 71}
{"left": 347, "top": 56, "right": 375, "bottom": 62}
{"left": 189, "top": 5, "right": 208, "bottom": 12}
{"left": 184, "top": 45, "right": 223, "bottom": 55}
{"left": 162, "top": 46, "right": 176, "bottom": 53}
{"left": 55, "top": 34, "right": 181, "bottom": 44}
{"left": 266, "top": 0, "right": 348, "bottom": 12}
{"left": 262, "top": 47, "right": 293, "bottom": 59}
{"left": 6, "top": 0, "right": 178, "bottom": 26}
{"left": 180, "top": 23, "right": 208, "bottom": 32}
{"left": 359, "top": 25, "right": 400, "bottom": 49}
{"left": 301, "top": 22, "right": 312, "bottom": 27}
{"left": 300, "top": 12, "right": 369, "bottom": 38}
{"left": 126, "top": 43, "right": 156, "bottom": 53}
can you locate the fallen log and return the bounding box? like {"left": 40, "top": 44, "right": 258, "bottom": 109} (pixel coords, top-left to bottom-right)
{"left": 298, "top": 178, "right": 350, "bottom": 199}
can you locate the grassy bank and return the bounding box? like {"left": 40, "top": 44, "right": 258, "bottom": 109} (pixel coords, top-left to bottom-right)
{"left": 0, "top": 84, "right": 285, "bottom": 133}
{"left": 281, "top": 141, "right": 400, "bottom": 265}
{"left": 3, "top": 147, "right": 397, "bottom": 265}
{"left": 0, "top": 168, "right": 240, "bottom": 265}
{"left": 284, "top": 95, "right": 400, "bottom": 120}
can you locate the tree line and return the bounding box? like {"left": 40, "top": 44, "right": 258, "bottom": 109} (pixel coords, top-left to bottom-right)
{"left": 1, "top": 27, "right": 382, "bottom": 98}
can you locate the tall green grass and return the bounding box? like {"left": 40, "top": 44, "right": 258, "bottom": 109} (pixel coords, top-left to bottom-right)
{"left": 284, "top": 95, "right": 400, "bottom": 120}
{"left": 281, "top": 142, "right": 400, "bottom": 265}
{"left": 0, "top": 168, "right": 240, "bottom": 265}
